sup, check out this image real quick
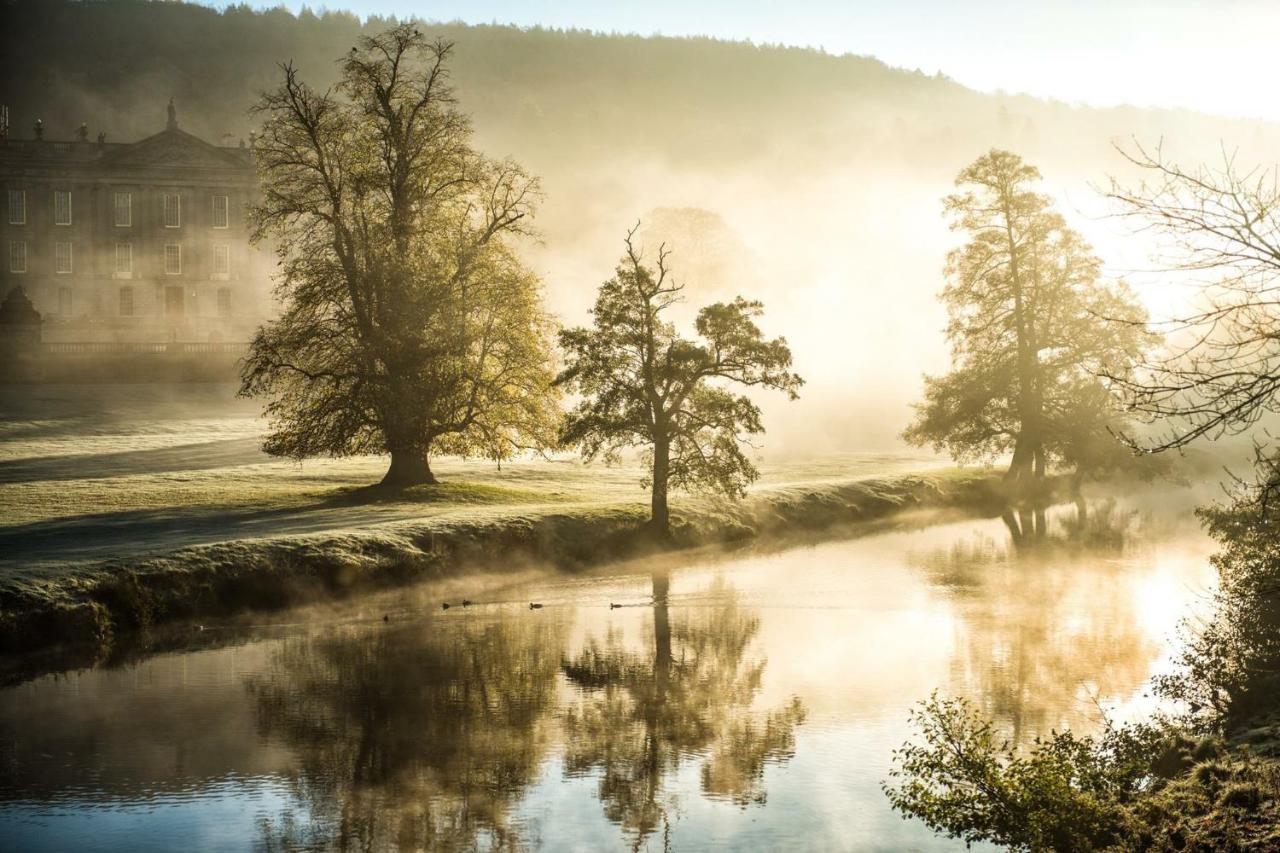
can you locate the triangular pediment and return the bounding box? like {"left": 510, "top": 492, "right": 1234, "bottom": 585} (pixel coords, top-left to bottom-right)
{"left": 102, "top": 128, "right": 249, "bottom": 170}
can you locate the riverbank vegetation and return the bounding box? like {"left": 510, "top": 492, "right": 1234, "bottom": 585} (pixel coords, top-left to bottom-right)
{"left": 887, "top": 145, "right": 1280, "bottom": 848}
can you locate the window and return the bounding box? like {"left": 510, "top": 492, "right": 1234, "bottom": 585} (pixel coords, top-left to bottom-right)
{"left": 164, "top": 244, "right": 181, "bottom": 275}
{"left": 119, "top": 286, "right": 135, "bottom": 317}
{"left": 114, "top": 243, "right": 132, "bottom": 277}
{"left": 163, "top": 193, "right": 181, "bottom": 228}
{"left": 212, "top": 244, "right": 230, "bottom": 278}
{"left": 55, "top": 241, "right": 73, "bottom": 274}
{"left": 54, "top": 191, "right": 72, "bottom": 225}
{"left": 217, "top": 287, "right": 232, "bottom": 317}
{"left": 58, "top": 287, "right": 73, "bottom": 316}
{"left": 7, "top": 190, "right": 25, "bottom": 225}
{"left": 114, "top": 192, "right": 132, "bottom": 227}
{"left": 212, "top": 195, "right": 229, "bottom": 229}
{"left": 8, "top": 241, "right": 26, "bottom": 273}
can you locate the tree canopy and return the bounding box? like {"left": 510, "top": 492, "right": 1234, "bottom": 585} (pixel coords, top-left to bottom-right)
{"left": 556, "top": 228, "right": 802, "bottom": 532}
{"left": 240, "top": 25, "right": 559, "bottom": 486}
{"left": 904, "top": 150, "right": 1153, "bottom": 486}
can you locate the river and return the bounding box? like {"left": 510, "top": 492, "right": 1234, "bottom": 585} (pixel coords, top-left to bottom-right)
{"left": 0, "top": 498, "right": 1216, "bottom": 851}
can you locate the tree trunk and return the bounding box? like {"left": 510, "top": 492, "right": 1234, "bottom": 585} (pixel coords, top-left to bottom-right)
{"left": 1005, "top": 437, "right": 1034, "bottom": 484}
{"left": 1073, "top": 469, "right": 1088, "bottom": 526}
{"left": 650, "top": 436, "right": 671, "bottom": 536}
{"left": 381, "top": 446, "right": 436, "bottom": 488}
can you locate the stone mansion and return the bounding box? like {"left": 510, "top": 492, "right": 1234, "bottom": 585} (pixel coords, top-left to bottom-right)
{"left": 0, "top": 103, "right": 268, "bottom": 345}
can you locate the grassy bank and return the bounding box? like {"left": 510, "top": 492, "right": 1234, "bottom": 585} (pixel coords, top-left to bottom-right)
{"left": 0, "top": 468, "right": 1004, "bottom": 654}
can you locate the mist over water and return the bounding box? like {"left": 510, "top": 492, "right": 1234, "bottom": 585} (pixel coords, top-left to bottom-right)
{"left": 0, "top": 500, "right": 1215, "bottom": 851}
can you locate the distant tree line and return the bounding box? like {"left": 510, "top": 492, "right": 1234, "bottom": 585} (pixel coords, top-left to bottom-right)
{"left": 4, "top": 0, "right": 1269, "bottom": 177}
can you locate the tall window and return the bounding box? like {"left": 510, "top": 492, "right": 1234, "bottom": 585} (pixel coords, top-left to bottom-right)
{"left": 113, "top": 192, "right": 132, "bottom": 227}
{"left": 58, "top": 287, "right": 73, "bottom": 316}
{"left": 7, "top": 190, "right": 25, "bottom": 225}
{"left": 217, "top": 287, "right": 232, "bottom": 317}
{"left": 212, "top": 195, "right": 229, "bottom": 229}
{"left": 212, "top": 244, "right": 230, "bottom": 278}
{"left": 163, "top": 193, "right": 181, "bottom": 228}
{"left": 114, "top": 243, "right": 132, "bottom": 276}
{"left": 55, "top": 241, "right": 73, "bottom": 274}
{"left": 8, "top": 241, "right": 26, "bottom": 273}
{"left": 164, "top": 243, "right": 181, "bottom": 275}
{"left": 119, "top": 286, "right": 135, "bottom": 317}
{"left": 54, "top": 191, "right": 72, "bottom": 225}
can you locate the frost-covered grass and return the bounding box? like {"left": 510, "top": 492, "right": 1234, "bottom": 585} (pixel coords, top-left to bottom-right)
{"left": 0, "top": 383, "right": 980, "bottom": 651}
{"left": 0, "top": 383, "right": 946, "bottom": 566}
{"left": 0, "top": 466, "right": 1001, "bottom": 655}
{"left": 0, "top": 453, "right": 946, "bottom": 525}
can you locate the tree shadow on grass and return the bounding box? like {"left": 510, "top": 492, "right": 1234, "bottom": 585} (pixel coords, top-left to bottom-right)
{"left": 0, "top": 480, "right": 571, "bottom": 574}
{"left": 317, "top": 480, "right": 554, "bottom": 508}
{"left": 0, "top": 438, "right": 267, "bottom": 483}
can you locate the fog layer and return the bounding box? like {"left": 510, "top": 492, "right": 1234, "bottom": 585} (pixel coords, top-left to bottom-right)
{"left": 4, "top": 1, "right": 1276, "bottom": 451}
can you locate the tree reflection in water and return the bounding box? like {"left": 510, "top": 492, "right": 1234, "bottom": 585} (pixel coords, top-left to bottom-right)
{"left": 1000, "top": 496, "right": 1134, "bottom": 550}
{"left": 560, "top": 573, "right": 806, "bottom": 848}
{"left": 912, "top": 500, "right": 1156, "bottom": 743}
{"left": 249, "top": 616, "right": 566, "bottom": 851}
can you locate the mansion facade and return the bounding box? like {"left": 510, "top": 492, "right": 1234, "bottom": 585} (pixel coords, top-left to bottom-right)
{"left": 0, "top": 103, "right": 268, "bottom": 345}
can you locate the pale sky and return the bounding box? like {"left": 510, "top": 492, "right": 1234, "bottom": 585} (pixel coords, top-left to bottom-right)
{"left": 227, "top": 0, "right": 1280, "bottom": 122}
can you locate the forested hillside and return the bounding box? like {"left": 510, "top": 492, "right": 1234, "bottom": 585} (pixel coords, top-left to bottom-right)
{"left": 3, "top": 0, "right": 1276, "bottom": 448}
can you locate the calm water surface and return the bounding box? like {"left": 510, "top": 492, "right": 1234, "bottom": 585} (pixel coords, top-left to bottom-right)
{"left": 0, "top": 502, "right": 1216, "bottom": 851}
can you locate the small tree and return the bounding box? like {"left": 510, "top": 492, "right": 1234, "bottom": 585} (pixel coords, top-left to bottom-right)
{"left": 556, "top": 227, "right": 802, "bottom": 534}
{"left": 904, "top": 150, "right": 1152, "bottom": 488}
{"left": 241, "top": 26, "right": 559, "bottom": 487}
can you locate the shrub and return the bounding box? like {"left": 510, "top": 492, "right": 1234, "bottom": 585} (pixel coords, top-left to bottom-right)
{"left": 883, "top": 693, "right": 1163, "bottom": 851}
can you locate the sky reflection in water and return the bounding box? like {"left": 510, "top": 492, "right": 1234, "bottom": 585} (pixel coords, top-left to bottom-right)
{"left": 0, "top": 501, "right": 1216, "bottom": 851}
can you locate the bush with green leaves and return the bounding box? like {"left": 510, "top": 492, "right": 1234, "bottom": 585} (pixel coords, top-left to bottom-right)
{"left": 884, "top": 694, "right": 1280, "bottom": 851}
{"left": 1154, "top": 453, "right": 1280, "bottom": 726}
{"left": 883, "top": 694, "right": 1170, "bottom": 850}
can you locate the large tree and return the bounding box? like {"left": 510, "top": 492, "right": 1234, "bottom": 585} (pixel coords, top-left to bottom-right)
{"left": 241, "top": 25, "right": 559, "bottom": 487}
{"left": 556, "top": 228, "right": 802, "bottom": 534}
{"left": 904, "top": 150, "right": 1152, "bottom": 488}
